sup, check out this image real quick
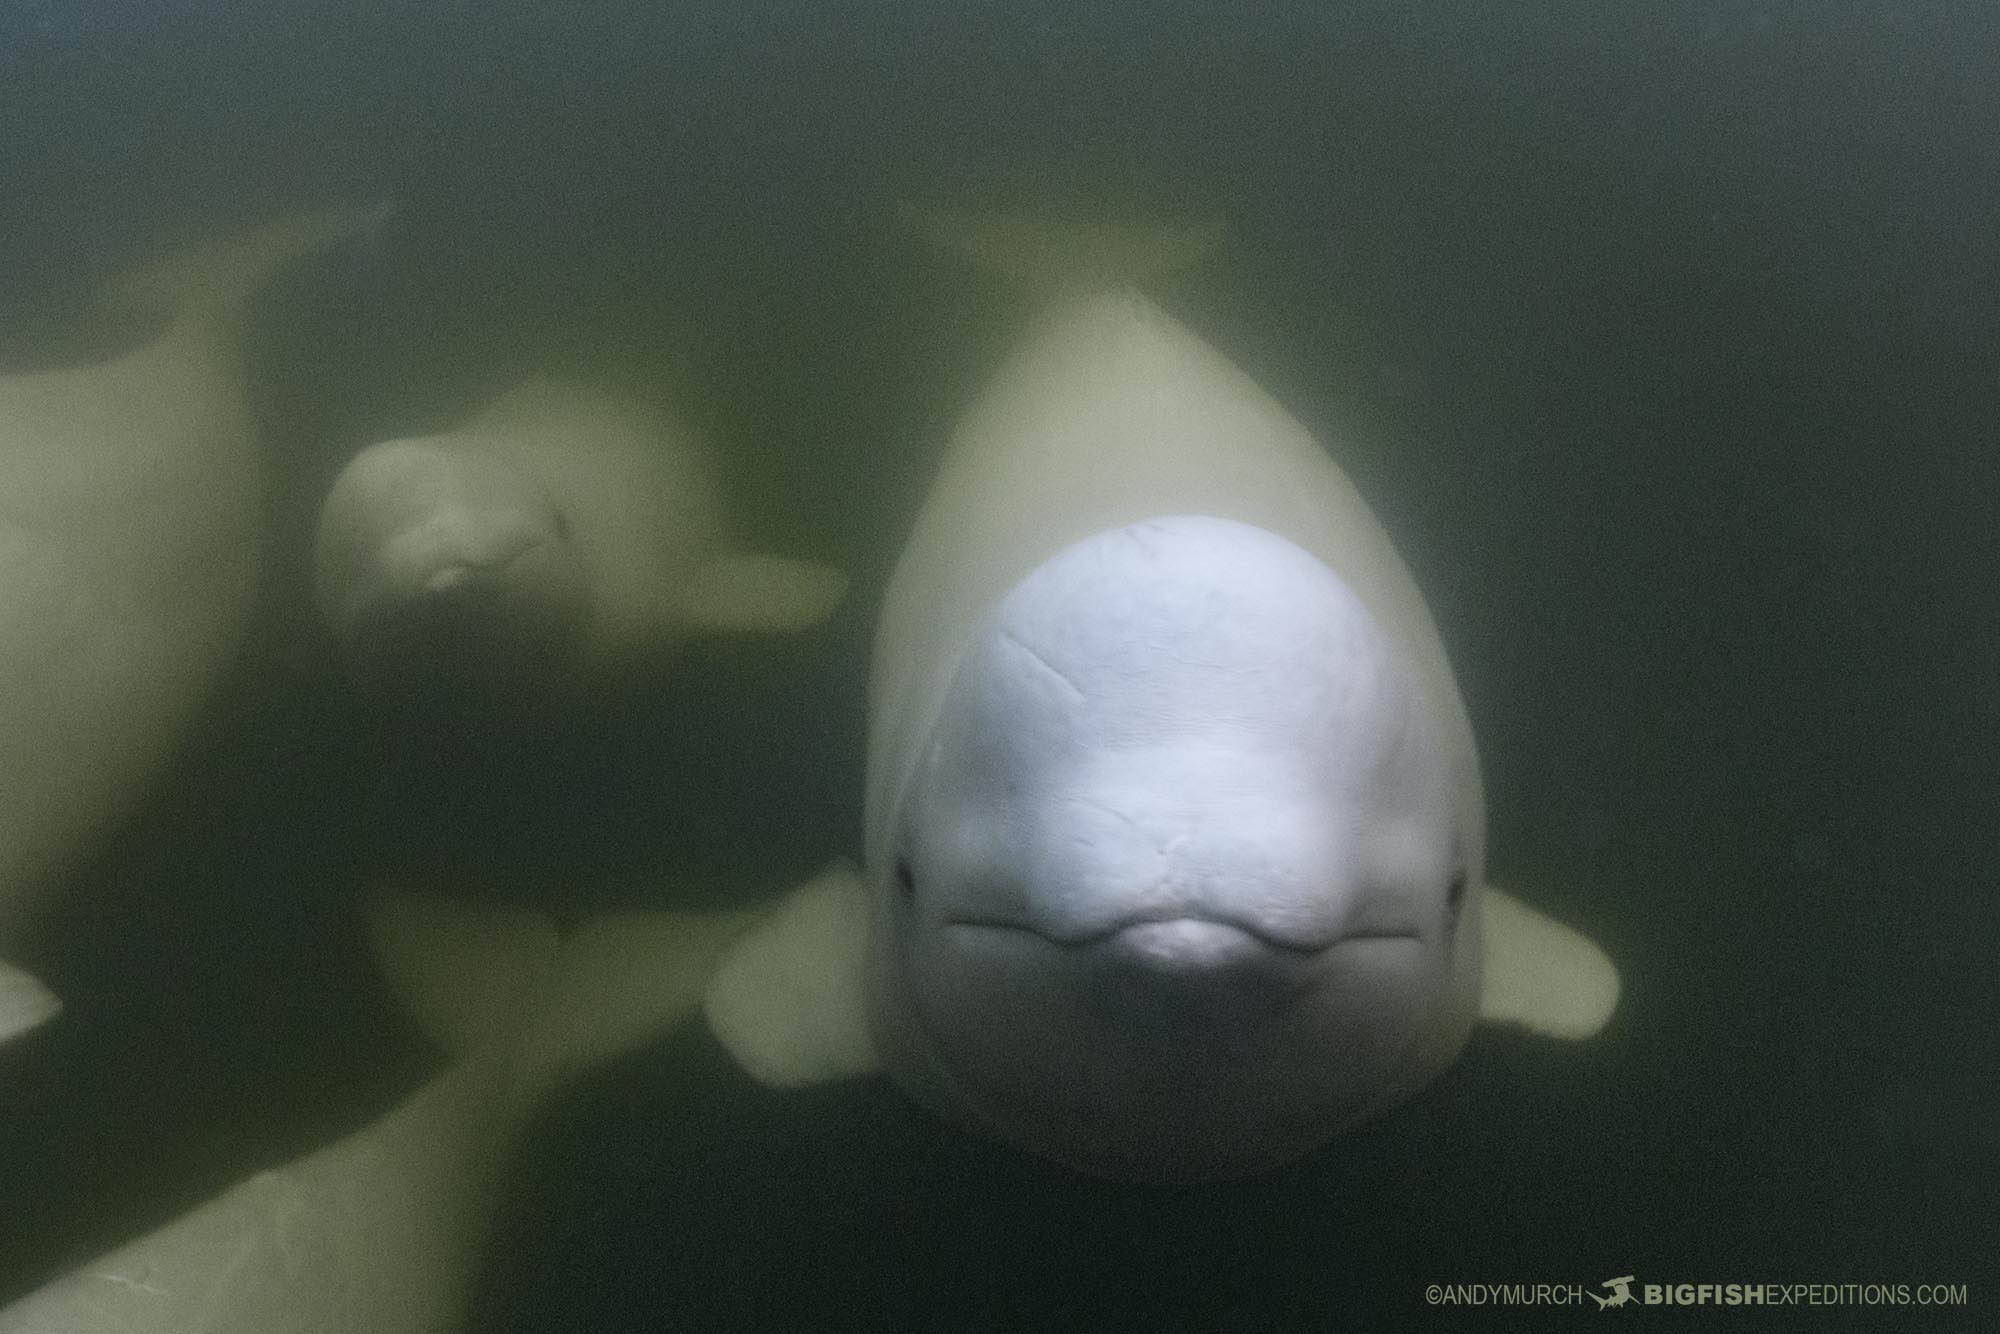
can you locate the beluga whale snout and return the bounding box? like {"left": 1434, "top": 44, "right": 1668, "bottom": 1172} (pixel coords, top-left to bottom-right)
{"left": 315, "top": 423, "right": 589, "bottom": 685}
{"left": 704, "top": 206, "right": 1620, "bottom": 1182}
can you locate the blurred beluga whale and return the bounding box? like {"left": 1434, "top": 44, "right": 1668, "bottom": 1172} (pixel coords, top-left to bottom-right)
{"left": 0, "top": 962, "right": 60, "bottom": 1048}
{"left": 0, "top": 204, "right": 388, "bottom": 1044}
{"left": 312, "top": 380, "right": 848, "bottom": 695}
{"left": 705, "top": 207, "right": 1620, "bottom": 1181}
{"left": 0, "top": 888, "right": 753, "bottom": 1334}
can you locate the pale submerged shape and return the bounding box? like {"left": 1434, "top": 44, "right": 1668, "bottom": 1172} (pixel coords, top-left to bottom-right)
{"left": 314, "top": 381, "right": 847, "bottom": 690}
{"left": 1, "top": 203, "right": 385, "bottom": 958}
{"left": 0, "top": 893, "right": 753, "bottom": 1334}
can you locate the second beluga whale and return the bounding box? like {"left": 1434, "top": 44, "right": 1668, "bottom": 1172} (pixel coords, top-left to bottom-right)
{"left": 706, "top": 208, "right": 1620, "bottom": 1181}
{"left": 313, "top": 380, "right": 848, "bottom": 694}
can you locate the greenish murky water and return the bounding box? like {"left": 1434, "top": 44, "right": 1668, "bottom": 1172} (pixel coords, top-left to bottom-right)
{"left": 2, "top": 3, "right": 1991, "bottom": 1326}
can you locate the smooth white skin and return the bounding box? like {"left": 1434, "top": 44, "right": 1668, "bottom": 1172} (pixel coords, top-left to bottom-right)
{"left": 314, "top": 433, "right": 589, "bottom": 683}
{"left": 862, "top": 292, "right": 1485, "bottom": 1180}
{"left": 886, "top": 518, "right": 1467, "bottom": 1179}
{"left": 314, "top": 381, "right": 848, "bottom": 686}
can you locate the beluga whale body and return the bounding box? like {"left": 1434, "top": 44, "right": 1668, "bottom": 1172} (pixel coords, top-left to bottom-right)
{"left": 0, "top": 204, "right": 386, "bottom": 1044}
{"left": 313, "top": 380, "right": 847, "bottom": 694}
{"left": 0, "top": 890, "right": 755, "bottom": 1334}
{"left": 706, "top": 208, "right": 1619, "bottom": 1181}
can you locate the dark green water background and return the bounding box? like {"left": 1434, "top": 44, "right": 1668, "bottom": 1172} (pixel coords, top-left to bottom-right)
{"left": 2, "top": 1, "right": 1992, "bottom": 1325}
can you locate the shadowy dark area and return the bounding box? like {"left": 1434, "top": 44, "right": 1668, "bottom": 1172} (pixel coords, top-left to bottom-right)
{"left": 472, "top": 1019, "right": 1964, "bottom": 1329}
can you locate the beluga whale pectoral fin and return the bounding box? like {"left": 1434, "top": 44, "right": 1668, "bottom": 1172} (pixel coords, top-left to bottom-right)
{"left": 0, "top": 959, "right": 61, "bottom": 1047}
{"left": 1477, "top": 885, "right": 1621, "bottom": 1039}
{"left": 702, "top": 862, "right": 880, "bottom": 1088}
{"left": 672, "top": 553, "right": 850, "bottom": 636}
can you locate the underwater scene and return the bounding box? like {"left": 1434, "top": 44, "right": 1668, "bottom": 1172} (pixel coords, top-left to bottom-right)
{"left": 1, "top": 2, "right": 1992, "bottom": 1329}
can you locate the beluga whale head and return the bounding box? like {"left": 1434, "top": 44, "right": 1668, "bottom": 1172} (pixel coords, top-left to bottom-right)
{"left": 314, "top": 423, "right": 589, "bottom": 689}
{"left": 703, "top": 205, "right": 1618, "bottom": 1183}
{"left": 889, "top": 514, "right": 1471, "bottom": 1179}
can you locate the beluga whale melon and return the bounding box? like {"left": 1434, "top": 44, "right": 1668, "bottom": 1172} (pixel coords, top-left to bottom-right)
{"left": 705, "top": 207, "right": 1620, "bottom": 1181}
{"left": 312, "top": 380, "right": 848, "bottom": 694}
{"left": 0, "top": 203, "right": 388, "bottom": 1042}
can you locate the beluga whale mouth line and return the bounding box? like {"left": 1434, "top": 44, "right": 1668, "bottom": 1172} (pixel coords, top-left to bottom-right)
{"left": 942, "top": 913, "right": 1421, "bottom": 954}
{"left": 419, "top": 531, "right": 546, "bottom": 591}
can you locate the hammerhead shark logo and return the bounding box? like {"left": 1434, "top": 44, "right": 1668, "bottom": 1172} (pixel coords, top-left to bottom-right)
{"left": 1592, "top": 1275, "right": 1637, "bottom": 1310}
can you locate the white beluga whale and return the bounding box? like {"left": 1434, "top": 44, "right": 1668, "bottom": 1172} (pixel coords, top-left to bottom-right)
{"left": 0, "top": 204, "right": 387, "bottom": 1042}
{"left": 313, "top": 380, "right": 848, "bottom": 692}
{"left": 706, "top": 209, "right": 1620, "bottom": 1180}
{"left": 0, "top": 889, "right": 755, "bottom": 1334}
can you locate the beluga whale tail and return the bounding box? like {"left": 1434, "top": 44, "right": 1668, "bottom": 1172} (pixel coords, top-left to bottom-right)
{"left": 705, "top": 205, "right": 1620, "bottom": 1181}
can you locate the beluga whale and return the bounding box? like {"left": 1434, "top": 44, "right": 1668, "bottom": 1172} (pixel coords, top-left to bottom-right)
{"left": 0, "top": 890, "right": 756, "bottom": 1333}
{"left": 705, "top": 207, "right": 1620, "bottom": 1181}
{"left": 313, "top": 380, "right": 848, "bottom": 695}
{"left": 0, "top": 203, "right": 387, "bottom": 1044}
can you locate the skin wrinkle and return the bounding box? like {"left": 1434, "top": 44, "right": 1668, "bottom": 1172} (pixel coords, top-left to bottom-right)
{"left": 1070, "top": 791, "right": 1151, "bottom": 844}
{"left": 998, "top": 627, "right": 1086, "bottom": 702}
{"left": 1119, "top": 520, "right": 1167, "bottom": 561}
